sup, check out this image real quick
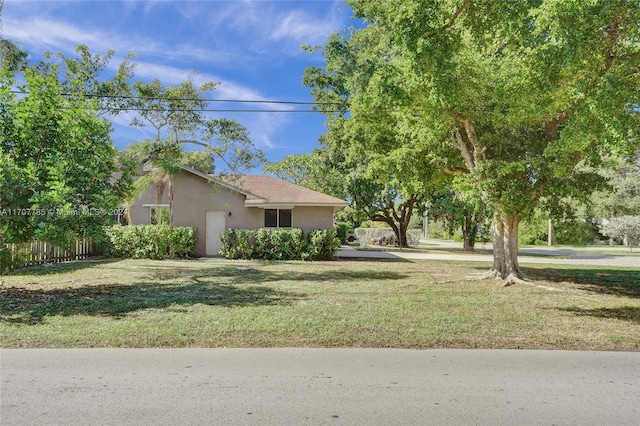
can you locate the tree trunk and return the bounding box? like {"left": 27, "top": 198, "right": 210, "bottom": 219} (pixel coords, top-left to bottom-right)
{"left": 480, "top": 212, "right": 525, "bottom": 286}
{"left": 397, "top": 220, "right": 410, "bottom": 248}
{"left": 462, "top": 216, "right": 477, "bottom": 252}
{"left": 386, "top": 219, "right": 410, "bottom": 248}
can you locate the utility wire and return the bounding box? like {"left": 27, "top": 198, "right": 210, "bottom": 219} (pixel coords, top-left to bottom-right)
{"left": 8, "top": 90, "right": 348, "bottom": 106}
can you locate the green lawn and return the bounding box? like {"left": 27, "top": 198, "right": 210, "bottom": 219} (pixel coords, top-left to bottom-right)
{"left": 1, "top": 258, "right": 638, "bottom": 350}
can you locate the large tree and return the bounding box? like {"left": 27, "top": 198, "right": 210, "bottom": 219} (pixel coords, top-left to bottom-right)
{"left": 303, "top": 30, "right": 447, "bottom": 247}
{"left": 317, "top": 0, "right": 639, "bottom": 284}
{"left": 0, "top": 62, "right": 128, "bottom": 247}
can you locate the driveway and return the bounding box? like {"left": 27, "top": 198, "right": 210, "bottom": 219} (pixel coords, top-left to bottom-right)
{"left": 2, "top": 349, "right": 639, "bottom": 425}
{"left": 337, "top": 240, "right": 640, "bottom": 268}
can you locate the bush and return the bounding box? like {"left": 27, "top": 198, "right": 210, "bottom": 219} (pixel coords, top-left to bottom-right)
{"left": 555, "top": 219, "right": 600, "bottom": 246}
{"left": 0, "top": 239, "right": 30, "bottom": 274}
{"left": 219, "top": 228, "right": 340, "bottom": 261}
{"left": 105, "top": 225, "right": 195, "bottom": 259}
{"left": 335, "top": 222, "right": 353, "bottom": 244}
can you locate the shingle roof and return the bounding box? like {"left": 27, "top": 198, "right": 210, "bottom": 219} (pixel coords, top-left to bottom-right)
{"left": 179, "top": 166, "right": 347, "bottom": 208}
{"left": 227, "top": 175, "right": 348, "bottom": 207}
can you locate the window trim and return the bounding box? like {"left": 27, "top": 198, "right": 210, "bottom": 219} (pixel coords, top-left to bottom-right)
{"left": 264, "top": 208, "right": 293, "bottom": 228}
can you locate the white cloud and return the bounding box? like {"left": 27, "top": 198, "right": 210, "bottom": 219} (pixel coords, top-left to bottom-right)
{"left": 4, "top": 17, "right": 108, "bottom": 53}
{"left": 3, "top": 15, "right": 242, "bottom": 70}
{"left": 2, "top": 1, "right": 348, "bottom": 155}
{"left": 270, "top": 9, "right": 341, "bottom": 45}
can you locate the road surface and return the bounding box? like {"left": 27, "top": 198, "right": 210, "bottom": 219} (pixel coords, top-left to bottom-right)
{"left": 2, "top": 348, "right": 638, "bottom": 425}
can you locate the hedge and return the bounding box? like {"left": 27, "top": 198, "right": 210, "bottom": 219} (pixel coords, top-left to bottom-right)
{"left": 105, "top": 225, "right": 195, "bottom": 259}
{"left": 219, "top": 228, "right": 340, "bottom": 261}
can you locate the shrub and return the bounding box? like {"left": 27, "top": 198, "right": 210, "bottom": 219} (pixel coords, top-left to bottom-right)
{"left": 105, "top": 225, "right": 195, "bottom": 259}
{"left": 307, "top": 229, "right": 341, "bottom": 260}
{"left": 555, "top": 219, "right": 600, "bottom": 246}
{"left": 335, "top": 222, "right": 351, "bottom": 244}
{"left": 219, "top": 228, "right": 340, "bottom": 261}
{"left": 0, "top": 239, "right": 30, "bottom": 274}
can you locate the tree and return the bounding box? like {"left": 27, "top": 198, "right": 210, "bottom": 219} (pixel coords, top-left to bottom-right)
{"left": 264, "top": 151, "right": 343, "bottom": 194}
{"left": 50, "top": 45, "right": 136, "bottom": 116}
{"left": 429, "top": 189, "right": 489, "bottom": 251}
{"left": 599, "top": 216, "right": 640, "bottom": 252}
{"left": 0, "top": 63, "right": 127, "bottom": 247}
{"left": 181, "top": 151, "right": 216, "bottom": 175}
{"left": 303, "top": 31, "right": 447, "bottom": 248}
{"left": 0, "top": 39, "right": 27, "bottom": 72}
{"left": 590, "top": 150, "right": 640, "bottom": 218}
{"left": 0, "top": 1, "right": 28, "bottom": 73}
{"left": 128, "top": 76, "right": 265, "bottom": 225}
{"left": 317, "top": 0, "right": 639, "bottom": 285}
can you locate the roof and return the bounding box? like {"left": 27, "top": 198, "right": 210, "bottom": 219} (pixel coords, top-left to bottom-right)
{"left": 179, "top": 166, "right": 348, "bottom": 208}
{"left": 230, "top": 175, "right": 348, "bottom": 207}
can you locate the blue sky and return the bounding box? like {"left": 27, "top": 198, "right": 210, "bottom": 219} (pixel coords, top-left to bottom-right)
{"left": 2, "top": 0, "right": 358, "bottom": 170}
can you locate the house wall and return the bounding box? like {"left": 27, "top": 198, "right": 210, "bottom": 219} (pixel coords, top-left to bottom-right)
{"left": 129, "top": 170, "right": 339, "bottom": 257}
{"left": 291, "top": 206, "right": 337, "bottom": 230}
{"left": 130, "top": 171, "right": 261, "bottom": 256}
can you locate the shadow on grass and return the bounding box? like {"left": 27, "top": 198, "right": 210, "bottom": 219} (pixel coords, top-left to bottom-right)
{"left": 1, "top": 262, "right": 409, "bottom": 325}
{"left": 0, "top": 280, "right": 306, "bottom": 325}
{"left": 519, "top": 266, "right": 640, "bottom": 298}
{"left": 558, "top": 306, "right": 640, "bottom": 323}
{"left": 7, "top": 257, "right": 120, "bottom": 276}
{"left": 468, "top": 264, "right": 640, "bottom": 297}
{"left": 148, "top": 264, "right": 409, "bottom": 283}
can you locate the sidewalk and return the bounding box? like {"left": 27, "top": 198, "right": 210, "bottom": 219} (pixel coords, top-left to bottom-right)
{"left": 336, "top": 240, "right": 640, "bottom": 268}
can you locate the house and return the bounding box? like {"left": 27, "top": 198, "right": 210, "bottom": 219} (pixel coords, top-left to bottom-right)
{"left": 129, "top": 165, "right": 348, "bottom": 256}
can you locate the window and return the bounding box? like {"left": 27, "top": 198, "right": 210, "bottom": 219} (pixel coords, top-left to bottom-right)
{"left": 150, "top": 206, "right": 170, "bottom": 225}
{"left": 265, "top": 209, "right": 292, "bottom": 228}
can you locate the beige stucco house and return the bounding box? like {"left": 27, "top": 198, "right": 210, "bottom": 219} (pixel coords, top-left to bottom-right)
{"left": 129, "top": 165, "right": 348, "bottom": 256}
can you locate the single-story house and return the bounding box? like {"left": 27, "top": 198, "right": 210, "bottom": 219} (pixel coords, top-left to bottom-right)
{"left": 129, "top": 165, "right": 348, "bottom": 256}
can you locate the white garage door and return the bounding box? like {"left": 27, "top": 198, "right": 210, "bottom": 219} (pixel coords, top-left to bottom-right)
{"left": 205, "top": 211, "right": 227, "bottom": 256}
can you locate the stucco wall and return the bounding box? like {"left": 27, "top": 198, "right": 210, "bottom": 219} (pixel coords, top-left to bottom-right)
{"left": 291, "top": 206, "right": 336, "bottom": 230}
{"left": 129, "top": 170, "right": 338, "bottom": 256}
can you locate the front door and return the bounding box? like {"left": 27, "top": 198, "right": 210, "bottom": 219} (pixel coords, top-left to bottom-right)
{"left": 205, "top": 211, "right": 227, "bottom": 256}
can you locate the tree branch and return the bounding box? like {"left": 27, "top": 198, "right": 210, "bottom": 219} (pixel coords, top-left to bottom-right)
{"left": 441, "top": 0, "right": 471, "bottom": 32}
{"left": 442, "top": 166, "right": 468, "bottom": 175}
{"left": 452, "top": 112, "right": 486, "bottom": 165}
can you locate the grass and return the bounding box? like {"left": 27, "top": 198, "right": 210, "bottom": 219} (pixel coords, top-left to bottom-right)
{"left": 1, "top": 257, "right": 639, "bottom": 350}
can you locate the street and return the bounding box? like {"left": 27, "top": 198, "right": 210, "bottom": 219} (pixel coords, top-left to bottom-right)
{"left": 2, "top": 348, "right": 638, "bottom": 425}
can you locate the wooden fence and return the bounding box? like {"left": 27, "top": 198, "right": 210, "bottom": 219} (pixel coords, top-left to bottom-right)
{"left": 5, "top": 239, "right": 103, "bottom": 269}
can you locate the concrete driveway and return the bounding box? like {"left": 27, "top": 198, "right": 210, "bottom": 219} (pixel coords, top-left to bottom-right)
{"left": 2, "top": 348, "right": 639, "bottom": 425}
{"left": 337, "top": 239, "right": 640, "bottom": 268}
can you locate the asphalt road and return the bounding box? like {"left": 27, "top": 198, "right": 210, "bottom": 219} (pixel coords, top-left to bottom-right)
{"left": 2, "top": 349, "right": 639, "bottom": 425}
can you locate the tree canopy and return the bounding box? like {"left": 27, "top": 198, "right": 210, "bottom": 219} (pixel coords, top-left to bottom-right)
{"left": 0, "top": 63, "right": 127, "bottom": 246}
{"left": 309, "top": 0, "right": 639, "bottom": 284}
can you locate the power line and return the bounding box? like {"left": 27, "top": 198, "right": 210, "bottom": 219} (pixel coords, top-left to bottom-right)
{"left": 8, "top": 90, "right": 348, "bottom": 106}
{"left": 116, "top": 107, "right": 344, "bottom": 113}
